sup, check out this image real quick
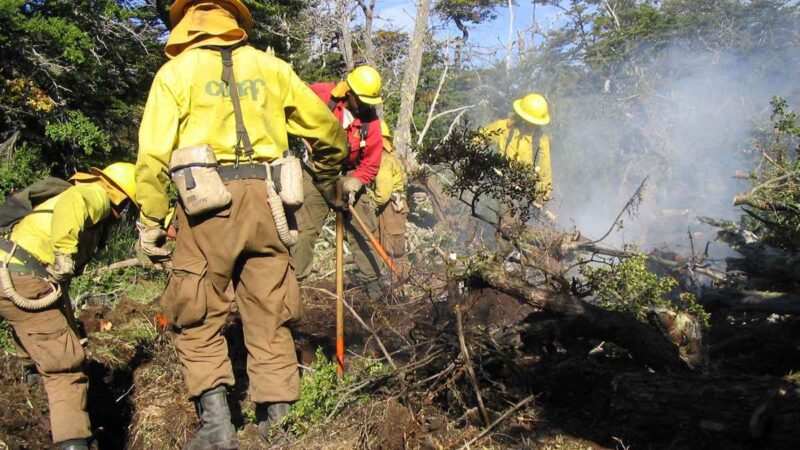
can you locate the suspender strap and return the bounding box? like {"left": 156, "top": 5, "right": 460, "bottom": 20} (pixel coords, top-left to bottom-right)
{"left": 218, "top": 47, "right": 255, "bottom": 161}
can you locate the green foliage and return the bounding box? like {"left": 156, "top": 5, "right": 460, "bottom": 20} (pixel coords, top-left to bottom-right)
{"left": 281, "top": 348, "right": 389, "bottom": 436}
{"left": 70, "top": 265, "right": 167, "bottom": 305}
{"left": 0, "top": 142, "right": 50, "bottom": 202}
{"left": 739, "top": 97, "right": 800, "bottom": 251}
{"left": 45, "top": 110, "right": 112, "bottom": 156}
{"left": 0, "top": 319, "right": 14, "bottom": 353}
{"left": 581, "top": 247, "right": 709, "bottom": 326}
{"left": 417, "top": 123, "right": 544, "bottom": 226}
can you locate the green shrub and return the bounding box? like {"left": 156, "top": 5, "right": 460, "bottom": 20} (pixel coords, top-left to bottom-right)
{"left": 580, "top": 247, "right": 709, "bottom": 327}
{"left": 0, "top": 319, "right": 14, "bottom": 353}
{"left": 281, "top": 348, "right": 389, "bottom": 436}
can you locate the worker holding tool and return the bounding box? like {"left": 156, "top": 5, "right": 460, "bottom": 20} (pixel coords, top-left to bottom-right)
{"left": 368, "top": 121, "right": 410, "bottom": 278}
{"left": 0, "top": 163, "right": 138, "bottom": 450}
{"left": 135, "top": 0, "right": 347, "bottom": 447}
{"left": 483, "top": 93, "right": 554, "bottom": 236}
{"left": 294, "top": 66, "right": 386, "bottom": 300}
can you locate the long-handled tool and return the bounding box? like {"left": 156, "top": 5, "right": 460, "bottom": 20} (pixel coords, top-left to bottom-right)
{"left": 302, "top": 137, "right": 346, "bottom": 376}
{"left": 335, "top": 209, "right": 345, "bottom": 377}
{"left": 348, "top": 205, "right": 401, "bottom": 277}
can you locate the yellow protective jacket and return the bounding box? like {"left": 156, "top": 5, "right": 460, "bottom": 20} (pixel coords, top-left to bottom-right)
{"left": 136, "top": 45, "right": 348, "bottom": 226}
{"left": 368, "top": 141, "right": 406, "bottom": 207}
{"left": 483, "top": 118, "right": 552, "bottom": 199}
{"left": 2, "top": 183, "right": 111, "bottom": 266}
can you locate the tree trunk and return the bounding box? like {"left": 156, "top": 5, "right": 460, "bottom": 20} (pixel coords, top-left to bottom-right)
{"left": 700, "top": 289, "right": 800, "bottom": 314}
{"left": 474, "top": 266, "right": 689, "bottom": 371}
{"left": 394, "top": 0, "right": 431, "bottom": 160}
{"left": 610, "top": 372, "right": 800, "bottom": 446}
{"left": 335, "top": 0, "right": 354, "bottom": 71}
{"left": 356, "top": 0, "right": 376, "bottom": 67}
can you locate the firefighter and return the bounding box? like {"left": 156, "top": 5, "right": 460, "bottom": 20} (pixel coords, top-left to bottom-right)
{"left": 135, "top": 0, "right": 348, "bottom": 448}
{"left": 484, "top": 93, "right": 552, "bottom": 199}
{"left": 294, "top": 66, "right": 385, "bottom": 300}
{"left": 483, "top": 93, "right": 552, "bottom": 235}
{"left": 0, "top": 163, "right": 138, "bottom": 450}
{"left": 368, "top": 121, "right": 409, "bottom": 277}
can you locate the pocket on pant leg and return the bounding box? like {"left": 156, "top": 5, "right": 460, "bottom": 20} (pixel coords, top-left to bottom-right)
{"left": 22, "top": 325, "right": 84, "bottom": 374}
{"left": 161, "top": 258, "right": 209, "bottom": 328}
{"left": 281, "top": 265, "right": 302, "bottom": 327}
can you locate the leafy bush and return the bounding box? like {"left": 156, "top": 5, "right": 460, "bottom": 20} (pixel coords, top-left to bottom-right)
{"left": 0, "top": 319, "right": 14, "bottom": 353}
{"left": 0, "top": 142, "right": 50, "bottom": 202}
{"left": 738, "top": 97, "right": 800, "bottom": 251}
{"left": 580, "top": 247, "right": 710, "bottom": 327}
{"left": 417, "top": 123, "right": 544, "bottom": 227}
{"left": 281, "top": 348, "right": 389, "bottom": 436}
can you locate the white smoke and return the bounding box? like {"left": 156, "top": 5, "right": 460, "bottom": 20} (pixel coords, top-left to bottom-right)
{"left": 548, "top": 46, "right": 799, "bottom": 256}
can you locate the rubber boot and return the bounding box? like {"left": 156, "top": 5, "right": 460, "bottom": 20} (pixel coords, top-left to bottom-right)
{"left": 184, "top": 386, "right": 238, "bottom": 450}
{"left": 256, "top": 402, "right": 291, "bottom": 443}
{"left": 58, "top": 438, "right": 89, "bottom": 450}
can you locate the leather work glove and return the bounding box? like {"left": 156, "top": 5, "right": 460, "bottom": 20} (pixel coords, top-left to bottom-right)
{"left": 341, "top": 176, "right": 364, "bottom": 205}
{"left": 136, "top": 221, "right": 172, "bottom": 261}
{"left": 390, "top": 192, "right": 405, "bottom": 213}
{"left": 47, "top": 252, "right": 75, "bottom": 283}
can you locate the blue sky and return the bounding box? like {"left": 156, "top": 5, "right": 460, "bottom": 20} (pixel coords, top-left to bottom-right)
{"left": 373, "top": 1, "right": 562, "bottom": 54}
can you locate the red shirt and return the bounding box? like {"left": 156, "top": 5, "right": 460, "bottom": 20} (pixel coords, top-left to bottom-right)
{"left": 309, "top": 82, "right": 382, "bottom": 184}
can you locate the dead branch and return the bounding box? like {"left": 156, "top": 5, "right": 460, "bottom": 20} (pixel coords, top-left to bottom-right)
{"left": 302, "top": 286, "right": 397, "bottom": 370}
{"left": 455, "top": 305, "right": 490, "bottom": 427}
{"left": 456, "top": 395, "right": 535, "bottom": 450}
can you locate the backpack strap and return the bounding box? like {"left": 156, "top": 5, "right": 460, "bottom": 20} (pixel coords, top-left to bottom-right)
{"left": 217, "top": 46, "right": 255, "bottom": 162}
{"left": 328, "top": 98, "right": 338, "bottom": 111}
{"left": 359, "top": 121, "right": 370, "bottom": 148}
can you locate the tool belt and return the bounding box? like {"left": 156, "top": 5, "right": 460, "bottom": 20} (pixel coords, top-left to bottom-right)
{"left": 218, "top": 163, "right": 268, "bottom": 181}
{"left": 0, "top": 237, "right": 49, "bottom": 279}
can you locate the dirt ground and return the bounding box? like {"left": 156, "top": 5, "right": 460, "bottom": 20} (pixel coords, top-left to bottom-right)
{"left": 1, "top": 267, "right": 800, "bottom": 449}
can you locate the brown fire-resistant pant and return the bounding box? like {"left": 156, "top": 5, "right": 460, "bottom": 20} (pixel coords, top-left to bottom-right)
{"left": 293, "top": 171, "right": 382, "bottom": 282}
{"left": 164, "top": 179, "right": 301, "bottom": 402}
{"left": 377, "top": 203, "right": 410, "bottom": 277}
{"left": 0, "top": 274, "right": 90, "bottom": 444}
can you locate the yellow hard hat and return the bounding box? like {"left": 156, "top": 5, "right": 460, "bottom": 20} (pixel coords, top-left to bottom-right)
{"left": 513, "top": 93, "right": 550, "bottom": 126}
{"left": 91, "top": 163, "right": 137, "bottom": 205}
{"left": 380, "top": 120, "right": 392, "bottom": 138}
{"left": 170, "top": 0, "right": 253, "bottom": 34}
{"left": 346, "top": 65, "right": 383, "bottom": 105}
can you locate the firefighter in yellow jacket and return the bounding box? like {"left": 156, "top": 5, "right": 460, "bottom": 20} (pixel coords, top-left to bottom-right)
{"left": 0, "top": 163, "right": 137, "bottom": 450}
{"left": 483, "top": 93, "right": 552, "bottom": 200}
{"left": 368, "top": 121, "right": 409, "bottom": 277}
{"left": 135, "top": 1, "right": 348, "bottom": 448}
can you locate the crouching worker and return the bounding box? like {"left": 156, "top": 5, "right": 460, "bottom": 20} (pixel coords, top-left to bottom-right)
{"left": 135, "top": 0, "right": 348, "bottom": 448}
{"left": 369, "top": 121, "right": 409, "bottom": 278}
{"left": 0, "top": 163, "right": 138, "bottom": 450}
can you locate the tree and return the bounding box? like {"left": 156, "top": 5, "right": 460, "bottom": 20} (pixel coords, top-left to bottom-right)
{"left": 394, "top": 0, "right": 432, "bottom": 160}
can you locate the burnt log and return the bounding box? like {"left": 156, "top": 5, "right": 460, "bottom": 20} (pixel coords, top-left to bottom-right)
{"left": 701, "top": 289, "right": 800, "bottom": 314}
{"left": 474, "top": 266, "right": 689, "bottom": 371}
{"left": 610, "top": 372, "right": 800, "bottom": 447}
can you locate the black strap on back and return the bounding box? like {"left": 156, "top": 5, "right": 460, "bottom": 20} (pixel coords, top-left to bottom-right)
{"left": 0, "top": 236, "right": 49, "bottom": 278}
{"left": 217, "top": 46, "right": 254, "bottom": 163}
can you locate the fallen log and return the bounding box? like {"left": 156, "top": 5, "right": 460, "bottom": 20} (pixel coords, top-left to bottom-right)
{"left": 701, "top": 289, "right": 800, "bottom": 314}
{"left": 610, "top": 372, "right": 800, "bottom": 446}
{"left": 473, "top": 266, "right": 689, "bottom": 371}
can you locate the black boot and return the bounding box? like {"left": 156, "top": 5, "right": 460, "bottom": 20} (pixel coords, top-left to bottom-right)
{"left": 256, "top": 402, "right": 291, "bottom": 442}
{"left": 184, "top": 386, "right": 238, "bottom": 450}
{"left": 58, "top": 438, "right": 89, "bottom": 450}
